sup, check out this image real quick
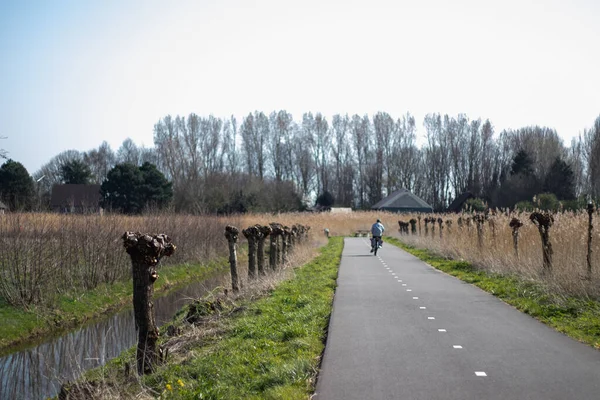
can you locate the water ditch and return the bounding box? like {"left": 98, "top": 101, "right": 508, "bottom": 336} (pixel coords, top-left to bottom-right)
{"left": 0, "top": 273, "right": 228, "bottom": 400}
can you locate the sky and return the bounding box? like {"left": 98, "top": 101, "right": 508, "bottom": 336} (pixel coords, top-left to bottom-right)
{"left": 1, "top": 0, "right": 599, "bottom": 175}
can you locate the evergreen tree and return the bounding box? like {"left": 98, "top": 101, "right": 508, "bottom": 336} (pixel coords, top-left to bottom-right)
{"left": 101, "top": 163, "right": 172, "bottom": 214}
{"left": 0, "top": 159, "right": 35, "bottom": 210}
{"left": 511, "top": 149, "right": 534, "bottom": 176}
{"left": 61, "top": 159, "right": 93, "bottom": 184}
{"left": 139, "top": 162, "right": 173, "bottom": 210}
{"left": 543, "top": 157, "right": 575, "bottom": 200}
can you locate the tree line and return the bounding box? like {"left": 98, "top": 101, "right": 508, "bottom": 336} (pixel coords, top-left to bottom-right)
{"left": 2, "top": 111, "right": 600, "bottom": 213}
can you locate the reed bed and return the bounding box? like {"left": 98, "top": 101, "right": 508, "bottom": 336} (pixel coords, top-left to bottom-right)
{"left": 0, "top": 212, "right": 325, "bottom": 309}
{"left": 2, "top": 209, "right": 597, "bottom": 307}
{"left": 0, "top": 213, "right": 241, "bottom": 307}
{"left": 392, "top": 211, "right": 600, "bottom": 299}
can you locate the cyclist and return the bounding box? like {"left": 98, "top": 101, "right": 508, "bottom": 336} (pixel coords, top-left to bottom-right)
{"left": 370, "top": 219, "right": 385, "bottom": 252}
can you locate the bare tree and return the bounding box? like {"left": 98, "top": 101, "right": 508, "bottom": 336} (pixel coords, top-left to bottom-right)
{"left": 222, "top": 116, "right": 239, "bottom": 175}
{"left": 0, "top": 136, "right": 7, "bottom": 159}
{"left": 269, "top": 110, "right": 293, "bottom": 182}
{"left": 331, "top": 114, "right": 354, "bottom": 206}
{"left": 584, "top": 116, "right": 600, "bottom": 197}
{"left": 241, "top": 112, "right": 269, "bottom": 180}
{"left": 116, "top": 138, "right": 141, "bottom": 166}
{"left": 351, "top": 114, "right": 371, "bottom": 208}
{"left": 84, "top": 141, "right": 116, "bottom": 184}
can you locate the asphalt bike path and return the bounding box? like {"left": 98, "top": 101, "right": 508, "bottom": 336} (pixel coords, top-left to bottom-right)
{"left": 314, "top": 237, "right": 600, "bottom": 400}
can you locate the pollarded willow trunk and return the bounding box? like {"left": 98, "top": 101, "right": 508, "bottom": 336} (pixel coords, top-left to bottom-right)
{"left": 530, "top": 212, "right": 554, "bottom": 275}
{"left": 488, "top": 216, "right": 497, "bottom": 239}
{"left": 269, "top": 223, "right": 284, "bottom": 270}
{"left": 122, "top": 232, "right": 176, "bottom": 375}
{"left": 587, "top": 202, "right": 595, "bottom": 278}
{"left": 418, "top": 215, "right": 422, "bottom": 236}
{"left": 509, "top": 218, "right": 523, "bottom": 259}
{"left": 437, "top": 218, "right": 443, "bottom": 239}
{"left": 243, "top": 225, "right": 259, "bottom": 280}
{"left": 409, "top": 219, "right": 417, "bottom": 235}
{"left": 256, "top": 225, "right": 272, "bottom": 277}
{"left": 474, "top": 215, "right": 486, "bottom": 249}
{"left": 424, "top": 218, "right": 429, "bottom": 237}
{"left": 282, "top": 226, "right": 291, "bottom": 264}
{"left": 445, "top": 220, "right": 452, "bottom": 235}
{"left": 225, "top": 225, "right": 240, "bottom": 292}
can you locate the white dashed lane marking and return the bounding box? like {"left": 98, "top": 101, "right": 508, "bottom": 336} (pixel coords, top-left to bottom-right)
{"left": 368, "top": 243, "right": 486, "bottom": 381}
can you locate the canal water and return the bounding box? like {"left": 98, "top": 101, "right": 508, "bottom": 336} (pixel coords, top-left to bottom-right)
{"left": 0, "top": 274, "right": 228, "bottom": 400}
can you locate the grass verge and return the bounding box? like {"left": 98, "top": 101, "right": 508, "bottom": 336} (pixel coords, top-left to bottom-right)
{"left": 78, "top": 237, "right": 343, "bottom": 400}
{"left": 0, "top": 259, "right": 228, "bottom": 353}
{"left": 385, "top": 237, "right": 600, "bottom": 349}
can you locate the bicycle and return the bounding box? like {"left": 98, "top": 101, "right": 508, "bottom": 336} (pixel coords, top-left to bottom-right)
{"left": 371, "top": 235, "right": 382, "bottom": 255}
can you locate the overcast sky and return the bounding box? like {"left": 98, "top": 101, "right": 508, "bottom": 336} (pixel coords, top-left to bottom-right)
{"left": 1, "top": 0, "right": 599, "bottom": 175}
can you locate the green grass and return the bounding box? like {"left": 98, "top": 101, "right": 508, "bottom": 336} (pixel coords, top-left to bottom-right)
{"left": 0, "top": 259, "right": 228, "bottom": 353}
{"left": 385, "top": 237, "right": 600, "bottom": 349}
{"left": 85, "top": 237, "right": 343, "bottom": 400}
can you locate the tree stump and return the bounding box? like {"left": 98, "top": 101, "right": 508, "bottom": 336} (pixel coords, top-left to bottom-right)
{"left": 225, "top": 226, "right": 240, "bottom": 292}
{"left": 257, "top": 225, "right": 272, "bottom": 276}
{"left": 530, "top": 212, "right": 554, "bottom": 275}
{"left": 122, "top": 232, "right": 176, "bottom": 375}
{"left": 242, "top": 225, "right": 260, "bottom": 280}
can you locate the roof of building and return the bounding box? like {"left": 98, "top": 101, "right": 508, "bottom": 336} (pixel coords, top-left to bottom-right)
{"left": 371, "top": 188, "right": 433, "bottom": 211}
{"left": 447, "top": 191, "right": 475, "bottom": 212}
{"left": 50, "top": 184, "right": 102, "bottom": 207}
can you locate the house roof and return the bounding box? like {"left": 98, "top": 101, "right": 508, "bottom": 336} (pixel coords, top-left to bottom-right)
{"left": 50, "top": 184, "right": 102, "bottom": 207}
{"left": 447, "top": 191, "right": 474, "bottom": 212}
{"left": 371, "top": 188, "right": 432, "bottom": 211}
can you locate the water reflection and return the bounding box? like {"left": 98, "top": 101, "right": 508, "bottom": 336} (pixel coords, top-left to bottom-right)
{"left": 0, "top": 274, "right": 227, "bottom": 400}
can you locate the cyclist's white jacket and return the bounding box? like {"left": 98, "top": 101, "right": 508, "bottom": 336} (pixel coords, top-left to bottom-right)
{"left": 371, "top": 222, "right": 385, "bottom": 236}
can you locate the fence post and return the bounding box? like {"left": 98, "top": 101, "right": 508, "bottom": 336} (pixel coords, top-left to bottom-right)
{"left": 225, "top": 225, "right": 240, "bottom": 292}
{"left": 122, "top": 232, "right": 176, "bottom": 375}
